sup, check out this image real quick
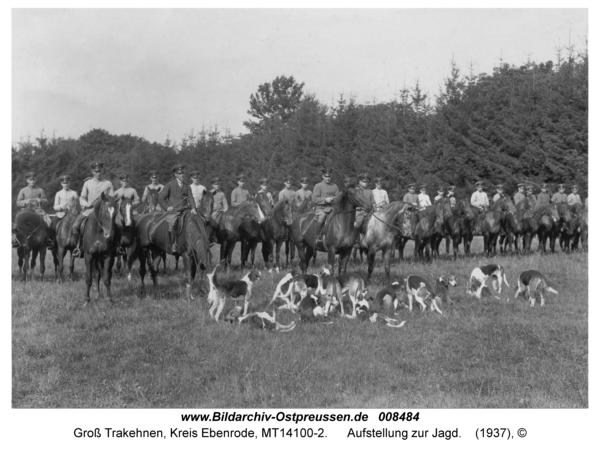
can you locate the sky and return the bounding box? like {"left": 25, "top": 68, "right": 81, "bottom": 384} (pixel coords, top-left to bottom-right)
{"left": 12, "top": 8, "right": 588, "bottom": 144}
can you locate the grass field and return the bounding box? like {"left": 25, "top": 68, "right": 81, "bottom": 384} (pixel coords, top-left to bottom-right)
{"left": 12, "top": 238, "right": 588, "bottom": 408}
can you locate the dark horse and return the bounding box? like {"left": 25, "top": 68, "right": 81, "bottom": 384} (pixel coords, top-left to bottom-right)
{"left": 359, "top": 201, "right": 411, "bottom": 283}
{"left": 13, "top": 208, "right": 51, "bottom": 281}
{"left": 561, "top": 203, "right": 584, "bottom": 251}
{"left": 135, "top": 202, "right": 211, "bottom": 299}
{"left": 535, "top": 203, "right": 560, "bottom": 253}
{"left": 291, "top": 188, "right": 372, "bottom": 275}
{"left": 287, "top": 197, "right": 315, "bottom": 266}
{"left": 434, "top": 198, "right": 476, "bottom": 260}
{"left": 579, "top": 204, "right": 588, "bottom": 251}
{"left": 549, "top": 203, "right": 572, "bottom": 253}
{"left": 215, "top": 198, "right": 265, "bottom": 269}
{"left": 261, "top": 198, "right": 294, "bottom": 272}
{"left": 479, "top": 197, "right": 517, "bottom": 256}
{"left": 80, "top": 192, "right": 118, "bottom": 302}
{"left": 54, "top": 201, "right": 82, "bottom": 280}
{"left": 515, "top": 197, "right": 559, "bottom": 253}
{"left": 239, "top": 193, "right": 272, "bottom": 269}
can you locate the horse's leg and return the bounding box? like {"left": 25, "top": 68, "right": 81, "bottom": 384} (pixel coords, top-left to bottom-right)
{"left": 103, "top": 255, "right": 115, "bottom": 302}
{"left": 367, "top": 246, "right": 377, "bottom": 284}
{"left": 84, "top": 253, "right": 93, "bottom": 302}
{"left": 180, "top": 253, "right": 192, "bottom": 300}
{"left": 138, "top": 248, "right": 147, "bottom": 294}
{"left": 38, "top": 246, "right": 47, "bottom": 281}
{"left": 337, "top": 247, "right": 352, "bottom": 277}
{"left": 240, "top": 239, "right": 247, "bottom": 270}
{"left": 57, "top": 246, "right": 66, "bottom": 281}
{"left": 275, "top": 239, "right": 283, "bottom": 273}
{"left": 17, "top": 247, "right": 24, "bottom": 278}
{"left": 297, "top": 242, "right": 309, "bottom": 273}
{"left": 22, "top": 247, "right": 31, "bottom": 282}
{"left": 452, "top": 234, "right": 460, "bottom": 260}
{"left": 250, "top": 241, "right": 257, "bottom": 268}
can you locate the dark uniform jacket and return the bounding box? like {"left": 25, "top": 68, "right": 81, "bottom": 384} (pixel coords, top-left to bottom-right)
{"left": 158, "top": 180, "right": 196, "bottom": 213}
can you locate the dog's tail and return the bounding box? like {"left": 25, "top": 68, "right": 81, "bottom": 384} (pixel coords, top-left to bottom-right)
{"left": 546, "top": 286, "right": 558, "bottom": 295}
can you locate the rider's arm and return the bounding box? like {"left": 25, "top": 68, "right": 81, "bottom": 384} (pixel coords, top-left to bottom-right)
{"left": 141, "top": 186, "right": 149, "bottom": 203}
{"left": 131, "top": 188, "right": 141, "bottom": 207}
{"left": 54, "top": 192, "right": 63, "bottom": 211}
{"left": 79, "top": 183, "right": 89, "bottom": 208}
{"left": 16, "top": 188, "right": 28, "bottom": 207}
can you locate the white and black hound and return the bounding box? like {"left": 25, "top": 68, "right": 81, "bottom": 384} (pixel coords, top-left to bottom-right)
{"left": 434, "top": 275, "right": 458, "bottom": 305}
{"left": 369, "top": 280, "right": 407, "bottom": 315}
{"left": 297, "top": 294, "right": 335, "bottom": 323}
{"left": 469, "top": 264, "right": 509, "bottom": 299}
{"left": 513, "top": 270, "right": 558, "bottom": 307}
{"left": 206, "top": 263, "right": 261, "bottom": 321}
{"left": 405, "top": 275, "right": 443, "bottom": 314}
{"left": 270, "top": 272, "right": 319, "bottom": 309}
{"left": 336, "top": 272, "right": 369, "bottom": 318}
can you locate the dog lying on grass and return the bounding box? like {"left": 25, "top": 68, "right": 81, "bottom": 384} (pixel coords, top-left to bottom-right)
{"left": 355, "top": 297, "right": 406, "bottom": 328}
{"left": 206, "top": 263, "right": 261, "bottom": 321}
{"left": 225, "top": 306, "right": 296, "bottom": 332}
{"left": 513, "top": 270, "right": 558, "bottom": 307}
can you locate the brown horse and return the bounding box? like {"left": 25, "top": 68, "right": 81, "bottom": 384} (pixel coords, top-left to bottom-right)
{"left": 215, "top": 198, "right": 265, "bottom": 269}
{"left": 580, "top": 205, "right": 588, "bottom": 251}
{"left": 287, "top": 197, "right": 315, "bottom": 266}
{"left": 143, "top": 187, "right": 163, "bottom": 213}
{"left": 561, "top": 203, "right": 583, "bottom": 251}
{"left": 359, "top": 201, "right": 411, "bottom": 283}
{"left": 261, "top": 198, "right": 294, "bottom": 272}
{"left": 80, "top": 192, "right": 118, "bottom": 302}
{"left": 135, "top": 207, "right": 211, "bottom": 299}
{"left": 13, "top": 208, "right": 51, "bottom": 281}
{"left": 291, "top": 188, "right": 372, "bottom": 275}
{"left": 515, "top": 197, "right": 559, "bottom": 253}
{"left": 549, "top": 203, "right": 572, "bottom": 253}
{"left": 54, "top": 201, "right": 82, "bottom": 280}
{"left": 536, "top": 203, "right": 560, "bottom": 253}
{"left": 413, "top": 199, "right": 452, "bottom": 260}
{"left": 239, "top": 192, "right": 272, "bottom": 269}
{"left": 434, "top": 198, "right": 476, "bottom": 260}
{"left": 480, "top": 197, "right": 517, "bottom": 256}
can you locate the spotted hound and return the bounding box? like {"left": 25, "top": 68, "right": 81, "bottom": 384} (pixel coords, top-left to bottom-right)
{"left": 513, "top": 270, "right": 558, "bottom": 307}
{"left": 336, "top": 272, "right": 369, "bottom": 318}
{"left": 355, "top": 297, "right": 406, "bottom": 328}
{"left": 206, "top": 263, "right": 261, "bottom": 321}
{"left": 369, "top": 280, "right": 407, "bottom": 315}
{"left": 270, "top": 272, "right": 319, "bottom": 309}
{"left": 434, "top": 275, "right": 458, "bottom": 305}
{"left": 469, "top": 264, "right": 509, "bottom": 299}
{"left": 297, "top": 294, "right": 335, "bottom": 323}
{"left": 405, "top": 275, "right": 443, "bottom": 314}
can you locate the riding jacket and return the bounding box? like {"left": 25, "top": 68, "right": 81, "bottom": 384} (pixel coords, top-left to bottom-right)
{"left": 231, "top": 186, "right": 250, "bottom": 207}
{"left": 54, "top": 189, "right": 79, "bottom": 218}
{"left": 278, "top": 187, "right": 296, "bottom": 203}
{"left": 372, "top": 188, "right": 389, "bottom": 210}
{"left": 295, "top": 188, "right": 312, "bottom": 206}
{"left": 567, "top": 193, "right": 582, "bottom": 206}
{"left": 17, "top": 186, "right": 48, "bottom": 210}
{"left": 80, "top": 178, "right": 114, "bottom": 217}
{"left": 551, "top": 192, "right": 568, "bottom": 204}
{"left": 114, "top": 186, "right": 141, "bottom": 206}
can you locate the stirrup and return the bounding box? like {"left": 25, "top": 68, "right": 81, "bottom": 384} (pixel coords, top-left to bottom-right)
{"left": 72, "top": 247, "right": 81, "bottom": 258}
{"left": 116, "top": 246, "right": 125, "bottom": 256}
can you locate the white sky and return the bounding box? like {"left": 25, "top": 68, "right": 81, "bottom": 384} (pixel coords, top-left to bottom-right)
{"left": 12, "top": 8, "right": 588, "bottom": 144}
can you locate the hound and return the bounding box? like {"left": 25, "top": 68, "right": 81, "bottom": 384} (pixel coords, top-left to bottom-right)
{"left": 337, "top": 272, "right": 369, "bottom": 318}
{"left": 371, "top": 280, "right": 407, "bottom": 314}
{"left": 513, "top": 270, "right": 558, "bottom": 307}
{"left": 269, "top": 272, "right": 318, "bottom": 309}
{"left": 316, "top": 266, "right": 343, "bottom": 315}
{"left": 469, "top": 264, "right": 510, "bottom": 299}
{"left": 467, "top": 275, "right": 500, "bottom": 300}
{"left": 297, "top": 294, "right": 335, "bottom": 323}
{"left": 206, "top": 263, "right": 261, "bottom": 321}
{"left": 434, "top": 275, "right": 458, "bottom": 305}
{"left": 238, "top": 310, "right": 297, "bottom": 332}
{"left": 405, "top": 275, "right": 442, "bottom": 314}
{"left": 355, "top": 297, "right": 406, "bottom": 328}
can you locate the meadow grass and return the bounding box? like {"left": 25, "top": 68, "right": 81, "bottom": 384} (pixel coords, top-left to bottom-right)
{"left": 12, "top": 238, "right": 587, "bottom": 408}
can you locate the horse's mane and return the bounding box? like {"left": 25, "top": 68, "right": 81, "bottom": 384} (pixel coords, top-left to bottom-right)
{"left": 332, "top": 189, "right": 352, "bottom": 210}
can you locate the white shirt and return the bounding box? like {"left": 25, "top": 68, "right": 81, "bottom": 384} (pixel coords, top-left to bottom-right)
{"left": 418, "top": 193, "right": 431, "bottom": 208}
{"left": 470, "top": 190, "right": 489, "bottom": 208}
{"left": 190, "top": 183, "right": 207, "bottom": 208}
{"left": 54, "top": 189, "right": 79, "bottom": 218}
{"left": 372, "top": 188, "right": 389, "bottom": 209}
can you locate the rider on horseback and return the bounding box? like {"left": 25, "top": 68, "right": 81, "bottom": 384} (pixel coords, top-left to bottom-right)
{"left": 158, "top": 164, "right": 198, "bottom": 255}
{"left": 513, "top": 183, "right": 526, "bottom": 205}
{"left": 279, "top": 176, "right": 296, "bottom": 242}
{"left": 372, "top": 177, "right": 389, "bottom": 211}
{"left": 72, "top": 162, "right": 115, "bottom": 258}
{"left": 312, "top": 167, "right": 339, "bottom": 245}
{"left": 210, "top": 177, "right": 228, "bottom": 222}
{"left": 295, "top": 176, "right": 312, "bottom": 207}
{"left": 16, "top": 171, "right": 54, "bottom": 248}
{"left": 403, "top": 183, "right": 419, "bottom": 207}
{"left": 231, "top": 174, "right": 250, "bottom": 207}
{"left": 537, "top": 183, "right": 551, "bottom": 206}
{"left": 470, "top": 181, "right": 489, "bottom": 235}
{"left": 446, "top": 185, "right": 457, "bottom": 208}
{"left": 551, "top": 183, "right": 568, "bottom": 204}
{"left": 492, "top": 184, "right": 505, "bottom": 203}
{"left": 418, "top": 184, "right": 432, "bottom": 210}
{"left": 141, "top": 170, "right": 164, "bottom": 206}
{"left": 189, "top": 170, "right": 207, "bottom": 209}
{"left": 51, "top": 174, "right": 79, "bottom": 248}
{"left": 257, "top": 178, "right": 274, "bottom": 207}
{"left": 354, "top": 173, "right": 375, "bottom": 231}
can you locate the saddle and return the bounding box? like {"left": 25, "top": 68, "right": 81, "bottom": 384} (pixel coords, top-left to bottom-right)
{"left": 148, "top": 210, "right": 189, "bottom": 237}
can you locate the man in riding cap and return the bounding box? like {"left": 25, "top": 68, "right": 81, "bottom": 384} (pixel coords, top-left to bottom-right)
{"left": 17, "top": 171, "right": 54, "bottom": 247}
{"left": 513, "top": 182, "right": 526, "bottom": 206}
{"left": 567, "top": 184, "right": 582, "bottom": 206}
{"left": 158, "top": 164, "right": 198, "bottom": 255}
{"left": 312, "top": 167, "right": 339, "bottom": 244}
{"left": 447, "top": 185, "right": 457, "bottom": 208}
{"left": 470, "top": 181, "right": 489, "bottom": 211}
{"left": 295, "top": 176, "right": 312, "bottom": 207}
{"left": 113, "top": 174, "right": 141, "bottom": 211}
{"left": 434, "top": 186, "right": 445, "bottom": 203}
{"left": 50, "top": 175, "right": 79, "bottom": 248}
{"left": 403, "top": 183, "right": 419, "bottom": 207}
{"left": 372, "top": 177, "right": 389, "bottom": 211}
{"left": 551, "top": 183, "right": 568, "bottom": 204}
{"left": 537, "top": 183, "right": 551, "bottom": 206}
{"left": 257, "top": 178, "right": 274, "bottom": 206}
{"left": 189, "top": 170, "right": 207, "bottom": 209}
{"left": 141, "top": 170, "right": 164, "bottom": 206}
{"left": 210, "top": 177, "right": 228, "bottom": 222}
{"left": 72, "top": 162, "right": 115, "bottom": 257}
{"left": 525, "top": 184, "right": 536, "bottom": 200}
{"left": 278, "top": 175, "right": 295, "bottom": 203}
{"left": 418, "top": 184, "right": 432, "bottom": 209}
{"left": 354, "top": 173, "right": 375, "bottom": 230}
{"left": 231, "top": 174, "right": 250, "bottom": 207}
{"left": 492, "top": 184, "right": 505, "bottom": 203}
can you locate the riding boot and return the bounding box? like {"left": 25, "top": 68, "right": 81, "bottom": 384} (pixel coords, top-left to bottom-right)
{"left": 170, "top": 230, "right": 179, "bottom": 255}
{"left": 72, "top": 229, "right": 81, "bottom": 258}
{"left": 46, "top": 227, "right": 56, "bottom": 250}
{"left": 315, "top": 221, "right": 325, "bottom": 244}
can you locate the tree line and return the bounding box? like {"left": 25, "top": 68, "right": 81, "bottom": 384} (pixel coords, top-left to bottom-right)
{"left": 12, "top": 44, "right": 588, "bottom": 218}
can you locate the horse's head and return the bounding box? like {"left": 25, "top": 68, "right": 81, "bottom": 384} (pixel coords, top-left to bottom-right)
{"left": 343, "top": 188, "right": 372, "bottom": 211}
{"left": 241, "top": 199, "right": 266, "bottom": 224}
{"left": 145, "top": 187, "right": 162, "bottom": 212}
{"left": 96, "top": 191, "right": 117, "bottom": 240}
{"left": 460, "top": 198, "right": 475, "bottom": 219}
{"left": 548, "top": 204, "right": 560, "bottom": 222}
{"left": 255, "top": 192, "right": 273, "bottom": 218}
{"left": 275, "top": 198, "right": 294, "bottom": 226}
{"left": 434, "top": 201, "right": 445, "bottom": 226}
{"left": 198, "top": 190, "right": 214, "bottom": 221}
{"left": 570, "top": 202, "right": 583, "bottom": 217}
{"left": 557, "top": 203, "right": 572, "bottom": 223}
{"left": 12, "top": 223, "right": 25, "bottom": 248}
{"left": 441, "top": 197, "right": 453, "bottom": 218}
{"left": 119, "top": 197, "right": 133, "bottom": 227}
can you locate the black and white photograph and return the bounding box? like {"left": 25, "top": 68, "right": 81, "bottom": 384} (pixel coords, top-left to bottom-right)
{"left": 8, "top": 5, "right": 594, "bottom": 446}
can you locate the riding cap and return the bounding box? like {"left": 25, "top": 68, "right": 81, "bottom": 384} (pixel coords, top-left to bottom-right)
{"left": 374, "top": 177, "right": 383, "bottom": 183}
{"left": 189, "top": 170, "right": 200, "bottom": 177}
{"left": 300, "top": 177, "right": 309, "bottom": 183}
{"left": 526, "top": 184, "right": 533, "bottom": 190}
{"left": 437, "top": 186, "right": 444, "bottom": 192}
{"left": 210, "top": 177, "right": 220, "bottom": 184}
{"left": 517, "top": 182, "right": 525, "bottom": 188}
{"left": 540, "top": 183, "right": 548, "bottom": 189}
{"left": 447, "top": 185, "right": 455, "bottom": 192}
{"left": 25, "top": 172, "right": 36, "bottom": 180}
{"left": 149, "top": 170, "right": 159, "bottom": 176}
{"left": 236, "top": 174, "right": 245, "bottom": 181}
{"left": 59, "top": 175, "right": 71, "bottom": 183}
{"left": 407, "top": 183, "right": 416, "bottom": 189}
{"left": 172, "top": 164, "right": 185, "bottom": 173}
{"left": 118, "top": 174, "right": 129, "bottom": 181}
{"left": 572, "top": 184, "right": 579, "bottom": 189}
{"left": 357, "top": 173, "right": 370, "bottom": 182}
{"left": 420, "top": 184, "right": 427, "bottom": 190}
{"left": 475, "top": 181, "right": 484, "bottom": 187}
{"left": 89, "top": 162, "right": 104, "bottom": 171}
{"left": 496, "top": 184, "right": 504, "bottom": 189}
{"left": 283, "top": 175, "right": 293, "bottom": 183}
{"left": 558, "top": 183, "right": 565, "bottom": 189}
{"left": 259, "top": 178, "right": 268, "bottom": 185}
{"left": 321, "top": 167, "right": 333, "bottom": 176}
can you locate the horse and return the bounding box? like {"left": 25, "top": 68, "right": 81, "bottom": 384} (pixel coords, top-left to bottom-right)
{"left": 413, "top": 199, "right": 453, "bottom": 260}
{"left": 55, "top": 201, "right": 82, "bottom": 280}
{"left": 215, "top": 198, "right": 265, "bottom": 270}
{"left": 13, "top": 208, "right": 51, "bottom": 281}
{"left": 134, "top": 206, "right": 211, "bottom": 299}
{"left": 359, "top": 201, "right": 411, "bottom": 283}
{"left": 469, "top": 197, "right": 516, "bottom": 257}
{"left": 515, "top": 197, "right": 559, "bottom": 253}
{"left": 290, "top": 188, "right": 373, "bottom": 275}
{"left": 143, "top": 187, "right": 163, "bottom": 213}
{"left": 535, "top": 203, "right": 560, "bottom": 253}
{"left": 261, "top": 198, "right": 294, "bottom": 272}
{"left": 239, "top": 193, "right": 272, "bottom": 269}
{"left": 80, "top": 192, "right": 118, "bottom": 302}
{"left": 114, "top": 197, "right": 136, "bottom": 273}
{"left": 562, "top": 203, "right": 584, "bottom": 251}
{"left": 549, "top": 203, "right": 572, "bottom": 253}
{"left": 434, "top": 198, "right": 476, "bottom": 260}
{"left": 287, "top": 197, "right": 315, "bottom": 266}
{"left": 580, "top": 205, "right": 588, "bottom": 251}
{"left": 498, "top": 202, "right": 523, "bottom": 254}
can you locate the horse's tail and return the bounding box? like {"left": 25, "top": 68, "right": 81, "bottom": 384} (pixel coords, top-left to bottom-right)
{"left": 186, "top": 214, "right": 210, "bottom": 269}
